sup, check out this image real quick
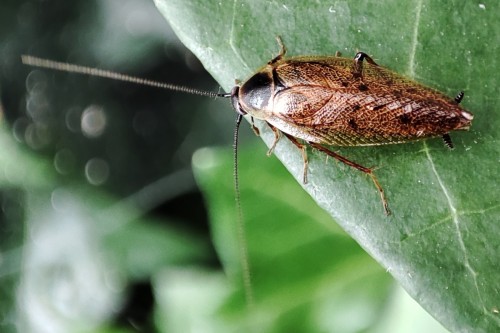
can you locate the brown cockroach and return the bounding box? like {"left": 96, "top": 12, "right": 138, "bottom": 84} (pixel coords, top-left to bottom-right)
{"left": 22, "top": 38, "right": 473, "bottom": 215}
{"left": 232, "top": 38, "right": 472, "bottom": 214}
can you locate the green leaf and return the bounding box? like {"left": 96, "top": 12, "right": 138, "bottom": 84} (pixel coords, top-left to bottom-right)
{"left": 0, "top": 124, "right": 55, "bottom": 188}
{"left": 192, "top": 144, "right": 393, "bottom": 332}
{"left": 0, "top": 125, "right": 213, "bottom": 331}
{"left": 155, "top": 1, "right": 500, "bottom": 332}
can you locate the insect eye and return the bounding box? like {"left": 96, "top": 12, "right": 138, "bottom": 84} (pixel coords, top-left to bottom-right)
{"left": 230, "top": 86, "right": 247, "bottom": 115}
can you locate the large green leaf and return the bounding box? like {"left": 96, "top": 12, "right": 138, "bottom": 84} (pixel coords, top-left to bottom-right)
{"left": 155, "top": 1, "right": 500, "bottom": 332}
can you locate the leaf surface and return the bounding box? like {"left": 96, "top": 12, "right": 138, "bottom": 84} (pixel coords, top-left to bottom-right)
{"left": 155, "top": 1, "right": 500, "bottom": 332}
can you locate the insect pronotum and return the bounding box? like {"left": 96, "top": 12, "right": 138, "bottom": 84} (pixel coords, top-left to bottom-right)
{"left": 22, "top": 37, "right": 473, "bottom": 216}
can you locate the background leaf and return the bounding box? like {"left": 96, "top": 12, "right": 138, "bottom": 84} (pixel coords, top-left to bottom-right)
{"left": 191, "top": 143, "right": 451, "bottom": 333}
{"left": 192, "top": 144, "right": 393, "bottom": 332}
{"left": 155, "top": 1, "right": 500, "bottom": 332}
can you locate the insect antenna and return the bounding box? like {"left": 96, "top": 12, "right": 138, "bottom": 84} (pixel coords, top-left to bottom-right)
{"left": 233, "top": 113, "right": 254, "bottom": 307}
{"left": 22, "top": 54, "right": 254, "bottom": 304}
{"left": 21, "top": 55, "right": 228, "bottom": 99}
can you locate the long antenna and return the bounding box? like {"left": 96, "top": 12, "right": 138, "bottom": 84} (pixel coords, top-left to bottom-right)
{"left": 21, "top": 55, "right": 229, "bottom": 99}
{"left": 22, "top": 53, "right": 253, "bottom": 302}
{"left": 233, "top": 114, "right": 254, "bottom": 307}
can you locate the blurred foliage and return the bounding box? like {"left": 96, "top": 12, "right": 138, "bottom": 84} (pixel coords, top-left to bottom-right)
{"left": 1, "top": 0, "right": 226, "bottom": 332}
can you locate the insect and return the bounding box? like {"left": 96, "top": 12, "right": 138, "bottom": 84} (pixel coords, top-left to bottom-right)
{"left": 22, "top": 37, "right": 474, "bottom": 215}
{"left": 234, "top": 38, "right": 473, "bottom": 215}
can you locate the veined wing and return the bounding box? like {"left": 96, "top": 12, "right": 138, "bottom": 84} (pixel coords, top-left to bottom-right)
{"left": 267, "top": 84, "right": 454, "bottom": 146}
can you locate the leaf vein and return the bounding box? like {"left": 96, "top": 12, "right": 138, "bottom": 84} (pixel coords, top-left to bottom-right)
{"left": 423, "top": 142, "right": 486, "bottom": 311}
{"left": 408, "top": 0, "right": 423, "bottom": 77}
{"left": 229, "top": 0, "right": 251, "bottom": 72}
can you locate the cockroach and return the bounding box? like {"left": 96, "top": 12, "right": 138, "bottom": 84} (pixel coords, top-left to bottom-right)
{"left": 21, "top": 37, "right": 474, "bottom": 215}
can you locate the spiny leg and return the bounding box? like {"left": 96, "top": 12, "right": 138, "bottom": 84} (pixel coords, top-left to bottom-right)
{"left": 444, "top": 92, "right": 463, "bottom": 148}
{"left": 283, "top": 133, "right": 309, "bottom": 184}
{"left": 352, "top": 52, "right": 379, "bottom": 79}
{"left": 308, "top": 142, "right": 390, "bottom": 215}
{"left": 441, "top": 133, "right": 454, "bottom": 149}
{"left": 266, "top": 123, "right": 308, "bottom": 183}
{"left": 354, "top": 52, "right": 378, "bottom": 66}
{"left": 250, "top": 117, "right": 260, "bottom": 136}
{"left": 454, "top": 91, "right": 464, "bottom": 103}
{"left": 266, "top": 123, "right": 282, "bottom": 156}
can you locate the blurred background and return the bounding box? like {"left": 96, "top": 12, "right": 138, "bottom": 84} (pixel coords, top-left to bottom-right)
{"left": 2, "top": 0, "right": 237, "bottom": 197}
{"left": 0, "top": 0, "right": 452, "bottom": 332}
{"left": 1, "top": 0, "right": 236, "bottom": 332}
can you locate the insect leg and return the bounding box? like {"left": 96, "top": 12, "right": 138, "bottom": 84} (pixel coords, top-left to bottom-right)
{"left": 353, "top": 52, "right": 379, "bottom": 79}
{"left": 250, "top": 117, "right": 260, "bottom": 136}
{"left": 308, "top": 142, "right": 390, "bottom": 215}
{"left": 441, "top": 133, "right": 454, "bottom": 149}
{"left": 282, "top": 133, "right": 309, "bottom": 184}
{"left": 266, "top": 123, "right": 282, "bottom": 156}
{"left": 265, "top": 124, "right": 308, "bottom": 182}
{"left": 354, "top": 52, "right": 379, "bottom": 66}
{"left": 454, "top": 91, "right": 464, "bottom": 103}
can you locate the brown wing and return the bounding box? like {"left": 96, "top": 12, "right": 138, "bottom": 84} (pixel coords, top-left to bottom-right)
{"left": 265, "top": 59, "right": 467, "bottom": 146}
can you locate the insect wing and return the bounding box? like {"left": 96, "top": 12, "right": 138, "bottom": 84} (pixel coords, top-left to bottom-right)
{"left": 269, "top": 85, "right": 406, "bottom": 146}
{"left": 267, "top": 59, "right": 469, "bottom": 147}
